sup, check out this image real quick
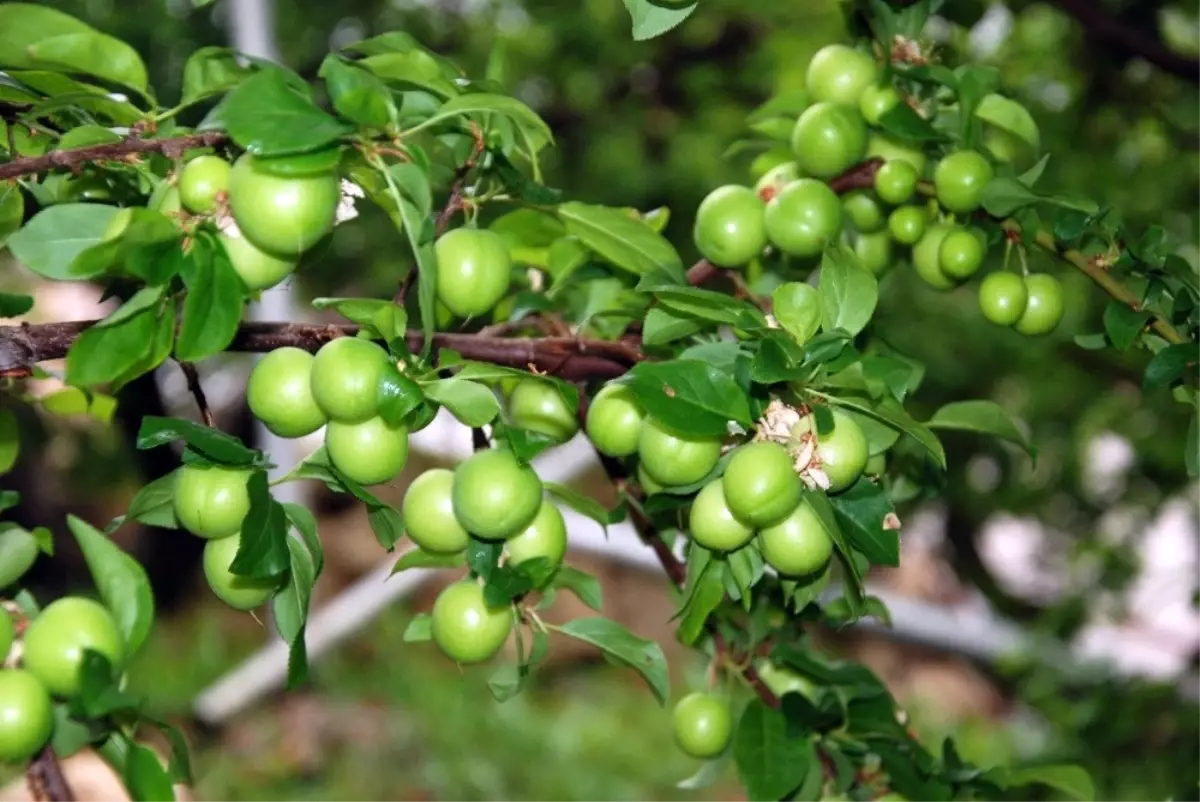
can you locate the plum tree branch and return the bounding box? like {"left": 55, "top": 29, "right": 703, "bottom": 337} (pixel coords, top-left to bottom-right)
{"left": 26, "top": 746, "right": 74, "bottom": 802}
{"left": 0, "top": 132, "right": 229, "bottom": 181}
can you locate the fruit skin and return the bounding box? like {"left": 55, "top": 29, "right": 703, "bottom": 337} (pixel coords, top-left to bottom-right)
{"left": 22, "top": 597, "right": 124, "bottom": 697}
{"left": 790, "top": 102, "right": 868, "bottom": 179}
{"left": 689, "top": 480, "right": 754, "bottom": 552}
{"left": 842, "top": 191, "right": 884, "bottom": 233}
{"left": 325, "top": 416, "right": 409, "bottom": 486}
{"left": 811, "top": 409, "right": 869, "bottom": 493}
{"left": 673, "top": 692, "right": 733, "bottom": 759}
{"left": 638, "top": 418, "right": 723, "bottom": 487}
{"left": 912, "top": 223, "right": 957, "bottom": 290}
{"left": 173, "top": 464, "right": 252, "bottom": 539}
{"left": 1014, "top": 273, "right": 1065, "bottom": 336}
{"left": 753, "top": 161, "right": 800, "bottom": 201}
{"left": 805, "top": 44, "right": 877, "bottom": 106}
{"left": 509, "top": 380, "right": 579, "bottom": 443}
{"left": 854, "top": 231, "right": 894, "bottom": 276}
{"left": 309, "top": 336, "right": 390, "bottom": 424}
{"left": 434, "top": 228, "right": 513, "bottom": 318}
{"left": 978, "top": 271, "right": 1029, "bottom": 326}
{"left": 505, "top": 500, "right": 568, "bottom": 575}
{"left": 866, "top": 132, "right": 927, "bottom": 174}
{"left": 859, "top": 84, "right": 899, "bottom": 125}
{"left": 203, "top": 532, "right": 280, "bottom": 611}
{"left": 585, "top": 383, "right": 645, "bottom": 457}
{"left": 693, "top": 185, "right": 767, "bottom": 267}
{"left": 402, "top": 469, "right": 470, "bottom": 554}
{"left": 452, "top": 449, "right": 544, "bottom": 540}
{"left": 228, "top": 153, "right": 340, "bottom": 256}
{"left": 0, "top": 670, "right": 54, "bottom": 763}
{"left": 933, "top": 150, "right": 994, "bottom": 213}
{"left": 887, "top": 206, "right": 927, "bottom": 245}
{"left": 764, "top": 178, "right": 844, "bottom": 258}
{"left": 938, "top": 227, "right": 987, "bottom": 280}
{"left": 722, "top": 441, "right": 802, "bottom": 528}
{"left": 178, "top": 155, "right": 231, "bottom": 214}
{"left": 247, "top": 347, "right": 327, "bottom": 438}
{"left": 430, "top": 580, "right": 512, "bottom": 664}
{"left": 749, "top": 145, "right": 795, "bottom": 182}
{"left": 758, "top": 500, "right": 834, "bottom": 577}
{"left": 637, "top": 462, "right": 665, "bottom": 495}
{"left": 219, "top": 229, "right": 297, "bottom": 291}
{"left": 875, "top": 159, "right": 918, "bottom": 205}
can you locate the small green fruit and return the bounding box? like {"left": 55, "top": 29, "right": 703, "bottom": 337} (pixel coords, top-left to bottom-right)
{"left": 203, "top": 532, "right": 280, "bottom": 611}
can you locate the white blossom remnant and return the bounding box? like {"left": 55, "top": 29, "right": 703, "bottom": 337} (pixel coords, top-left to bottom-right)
{"left": 336, "top": 179, "right": 364, "bottom": 225}
{"left": 526, "top": 267, "right": 545, "bottom": 293}
{"left": 215, "top": 211, "right": 240, "bottom": 237}
{"left": 753, "top": 398, "right": 803, "bottom": 445}
{"left": 765, "top": 313, "right": 780, "bottom": 329}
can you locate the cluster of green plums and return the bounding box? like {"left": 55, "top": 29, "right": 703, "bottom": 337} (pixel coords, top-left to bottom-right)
{"left": 692, "top": 42, "right": 1064, "bottom": 337}
{"left": 403, "top": 448, "right": 568, "bottom": 665}
{"left": 586, "top": 382, "right": 869, "bottom": 578}
{"left": 0, "top": 596, "right": 125, "bottom": 763}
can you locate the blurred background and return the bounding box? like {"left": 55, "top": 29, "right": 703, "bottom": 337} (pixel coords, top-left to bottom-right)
{"left": 1, "top": 0, "right": 1198, "bottom": 799}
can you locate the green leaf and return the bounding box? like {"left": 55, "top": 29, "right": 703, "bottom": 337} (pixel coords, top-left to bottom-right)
{"left": 181, "top": 46, "right": 253, "bottom": 105}
{"left": 547, "top": 566, "right": 603, "bottom": 612}
{"left": 357, "top": 52, "right": 458, "bottom": 99}
{"left": 544, "top": 482, "right": 619, "bottom": 536}
{"left": 876, "top": 102, "right": 946, "bottom": 143}
{"left": 124, "top": 742, "right": 174, "bottom": 802}
{"left": 0, "top": 4, "right": 148, "bottom": 95}
{"left": 0, "top": 183, "right": 24, "bottom": 249}
{"left": 927, "top": 399, "right": 1035, "bottom": 458}
{"left": 558, "top": 202, "right": 684, "bottom": 281}
{"left": 621, "top": 0, "right": 698, "bottom": 40}
{"left": 311, "top": 297, "right": 407, "bottom": 341}
{"left": 555, "top": 617, "right": 669, "bottom": 704}
{"left": 1101, "top": 302, "right": 1151, "bottom": 351}
{"left": 773, "top": 282, "right": 822, "bottom": 345}
{"left": 676, "top": 555, "right": 725, "bottom": 645}
{"left": 106, "top": 471, "right": 179, "bottom": 534}
{"left": 975, "top": 93, "right": 1041, "bottom": 151}
{"left": 642, "top": 307, "right": 705, "bottom": 346}
{"left": 0, "top": 410, "right": 17, "bottom": 475}
{"left": 0, "top": 525, "right": 39, "bottom": 589}
{"left": 273, "top": 534, "right": 316, "bottom": 689}
{"left": 677, "top": 755, "right": 732, "bottom": 791}
{"left": 403, "top": 613, "right": 433, "bottom": 642}
{"left": 142, "top": 718, "right": 193, "bottom": 786}
{"left": 220, "top": 67, "right": 353, "bottom": 157}
{"left": 390, "top": 178, "right": 438, "bottom": 356}
{"left": 391, "top": 548, "right": 465, "bottom": 575}
{"left": 230, "top": 471, "right": 290, "bottom": 580}
{"left": 176, "top": 248, "right": 244, "bottom": 362}
{"left": 64, "top": 295, "right": 171, "bottom": 390}
{"left": 65, "top": 515, "right": 155, "bottom": 657}
{"left": 367, "top": 505, "right": 404, "bottom": 551}
{"left": 827, "top": 479, "right": 899, "bottom": 567}
{"left": 421, "top": 379, "right": 500, "bottom": 427}
{"left": 623, "top": 359, "right": 752, "bottom": 437}
{"left": 7, "top": 203, "right": 120, "bottom": 280}
{"left": 954, "top": 65, "right": 1002, "bottom": 146}
{"left": 638, "top": 283, "right": 766, "bottom": 328}
{"left": 1143, "top": 343, "right": 1194, "bottom": 390}
{"left": 376, "top": 363, "right": 425, "bottom": 428}
{"left": 979, "top": 177, "right": 1039, "bottom": 217}
{"left": 819, "top": 244, "right": 877, "bottom": 338}
{"left": 319, "top": 54, "right": 396, "bottom": 129}
{"left": 136, "top": 416, "right": 261, "bottom": 467}
{"left": 802, "top": 492, "right": 864, "bottom": 604}
{"left": 734, "top": 699, "right": 817, "bottom": 802}
{"left": 466, "top": 537, "right": 504, "bottom": 582}
{"left": 985, "top": 765, "right": 1095, "bottom": 801}
{"left": 811, "top": 392, "right": 946, "bottom": 470}
{"left": 431, "top": 93, "right": 553, "bottom": 156}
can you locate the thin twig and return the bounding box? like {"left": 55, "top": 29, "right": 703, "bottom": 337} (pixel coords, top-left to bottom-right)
{"left": 177, "top": 361, "right": 215, "bottom": 428}
{"left": 26, "top": 746, "right": 74, "bottom": 802}
{"left": 0, "top": 132, "right": 228, "bottom": 181}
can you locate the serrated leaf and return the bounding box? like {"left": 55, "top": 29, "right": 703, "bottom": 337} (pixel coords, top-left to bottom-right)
{"left": 547, "top": 566, "right": 603, "bottom": 612}
{"left": 558, "top": 202, "right": 684, "bottom": 281}
{"left": 421, "top": 378, "right": 499, "bottom": 427}
{"left": 927, "top": 399, "right": 1035, "bottom": 458}
{"left": 8, "top": 203, "right": 120, "bottom": 280}
{"left": 1143, "top": 343, "right": 1194, "bottom": 390}
{"left": 176, "top": 247, "right": 244, "bottom": 361}
{"left": 734, "top": 699, "right": 817, "bottom": 801}
{"left": 827, "top": 479, "right": 899, "bottom": 567}
{"left": 65, "top": 515, "right": 155, "bottom": 657}
{"left": 623, "top": 359, "right": 752, "bottom": 437}
{"left": 220, "top": 67, "right": 353, "bottom": 156}
{"left": 819, "top": 244, "right": 877, "bottom": 338}
{"left": 136, "top": 416, "right": 261, "bottom": 466}
{"left": 555, "top": 617, "right": 669, "bottom": 704}
{"left": 621, "top": 0, "right": 698, "bottom": 40}
{"left": 642, "top": 307, "right": 705, "bottom": 345}
{"left": 229, "top": 471, "right": 290, "bottom": 580}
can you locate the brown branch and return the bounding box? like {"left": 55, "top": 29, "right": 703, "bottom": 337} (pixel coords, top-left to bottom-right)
{"left": 0, "top": 321, "right": 643, "bottom": 381}
{"left": 1051, "top": 0, "right": 1199, "bottom": 82}
{"left": 0, "top": 132, "right": 228, "bottom": 181}
{"left": 177, "top": 361, "right": 214, "bottom": 427}
{"left": 27, "top": 746, "right": 74, "bottom": 802}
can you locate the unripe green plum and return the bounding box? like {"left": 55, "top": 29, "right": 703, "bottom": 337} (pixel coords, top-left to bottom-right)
{"left": 1014, "top": 273, "right": 1065, "bottom": 336}
{"left": 808, "top": 409, "right": 869, "bottom": 492}
{"left": 637, "top": 462, "right": 665, "bottom": 495}
{"left": 805, "top": 44, "right": 877, "bottom": 105}
{"left": 874, "top": 159, "right": 918, "bottom": 205}
{"left": 673, "top": 692, "right": 733, "bottom": 759}
{"left": 939, "top": 227, "right": 987, "bottom": 280}
{"left": 859, "top": 84, "right": 900, "bottom": 125}
{"left": 933, "top": 150, "right": 994, "bottom": 213}
{"left": 887, "top": 205, "right": 927, "bottom": 245}
{"left": 758, "top": 500, "right": 833, "bottom": 577}
{"left": 638, "top": 418, "right": 723, "bottom": 487}
{"left": 402, "top": 469, "right": 470, "bottom": 554}
{"left": 693, "top": 185, "right": 767, "bottom": 268}
{"left": 866, "top": 132, "right": 927, "bottom": 174}
{"left": 586, "top": 383, "right": 645, "bottom": 457}
{"left": 228, "top": 153, "right": 340, "bottom": 256}
{"left": 790, "top": 102, "right": 868, "bottom": 179}
{"left": 434, "top": 228, "right": 513, "bottom": 318}
{"left": 173, "top": 464, "right": 252, "bottom": 539}
{"left": 247, "top": 347, "right": 327, "bottom": 438}
{"left": 309, "top": 336, "right": 390, "bottom": 424}
{"left": 764, "top": 178, "right": 843, "bottom": 258}
{"left": 203, "top": 532, "right": 280, "bottom": 611}
{"left": 431, "top": 580, "right": 512, "bottom": 664}
{"left": 842, "top": 191, "right": 884, "bottom": 233}
{"left": 505, "top": 500, "right": 567, "bottom": 576}
{"left": 509, "top": 380, "right": 578, "bottom": 443}
{"left": 689, "top": 480, "right": 754, "bottom": 552}
{"left": 978, "top": 271, "right": 1029, "bottom": 326}
{"left": 325, "top": 416, "right": 409, "bottom": 486}
{"left": 854, "top": 231, "right": 894, "bottom": 275}
{"left": 452, "top": 449, "right": 544, "bottom": 540}
{"left": 22, "top": 597, "right": 123, "bottom": 697}
{"left": 0, "top": 670, "right": 54, "bottom": 763}
{"left": 219, "top": 229, "right": 297, "bottom": 292}
{"left": 178, "top": 155, "right": 231, "bottom": 214}
{"left": 722, "top": 441, "right": 802, "bottom": 528}
{"left": 753, "top": 161, "right": 801, "bottom": 202}
{"left": 912, "top": 223, "right": 957, "bottom": 290}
